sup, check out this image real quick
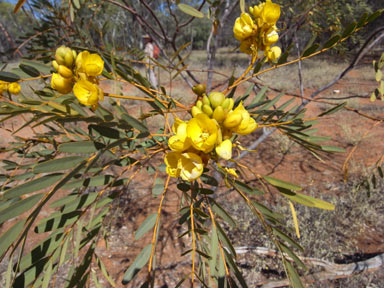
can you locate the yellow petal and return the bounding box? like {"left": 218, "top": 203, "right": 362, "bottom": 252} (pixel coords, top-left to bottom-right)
{"left": 179, "top": 152, "right": 204, "bottom": 181}
{"left": 215, "top": 139, "right": 233, "bottom": 160}
{"left": 262, "top": 0, "right": 281, "bottom": 25}
{"left": 73, "top": 79, "right": 100, "bottom": 106}
{"left": 51, "top": 73, "right": 73, "bottom": 94}
{"left": 164, "top": 152, "right": 181, "bottom": 178}
{"left": 84, "top": 53, "right": 104, "bottom": 77}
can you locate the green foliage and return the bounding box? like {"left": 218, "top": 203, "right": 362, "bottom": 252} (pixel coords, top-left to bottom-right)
{"left": 0, "top": 1, "right": 382, "bottom": 288}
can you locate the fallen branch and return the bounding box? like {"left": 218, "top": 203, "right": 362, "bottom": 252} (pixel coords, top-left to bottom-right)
{"left": 235, "top": 246, "right": 384, "bottom": 288}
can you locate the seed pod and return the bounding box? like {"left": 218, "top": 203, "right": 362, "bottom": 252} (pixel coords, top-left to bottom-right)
{"left": 208, "top": 91, "right": 225, "bottom": 108}
{"left": 202, "top": 104, "right": 213, "bottom": 116}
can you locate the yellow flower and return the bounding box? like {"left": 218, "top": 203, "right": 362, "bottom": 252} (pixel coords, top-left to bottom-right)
{"left": 250, "top": 4, "right": 264, "bottom": 19}
{"left": 76, "top": 51, "right": 104, "bottom": 77}
{"left": 51, "top": 73, "right": 73, "bottom": 94}
{"left": 239, "top": 38, "right": 256, "bottom": 55}
{"left": 168, "top": 118, "right": 191, "bottom": 152}
{"left": 73, "top": 79, "right": 103, "bottom": 106}
{"left": 165, "top": 152, "right": 204, "bottom": 181}
{"left": 261, "top": 0, "right": 281, "bottom": 25}
{"left": 224, "top": 102, "right": 257, "bottom": 135}
{"left": 187, "top": 113, "right": 218, "bottom": 153}
{"left": 215, "top": 139, "right": 233, "bottom": 160}
{"left": 8, "top": 83, "right": 21, "bottom": 95}
{"left": 264, "top": 29, "right": 279, "bottom": 45}
{"left": 233, "top": 13, "right": 257, "bottom": 41}
{"left": 265, "top": 46, "right": 281, "bottom": 62}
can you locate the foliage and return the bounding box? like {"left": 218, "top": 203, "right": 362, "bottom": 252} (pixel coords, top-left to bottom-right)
{"left": 0, "top": 0, "right": 382, "bottom": 287}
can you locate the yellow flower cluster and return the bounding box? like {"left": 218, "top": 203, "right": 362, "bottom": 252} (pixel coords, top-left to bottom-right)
{"left": 233, "top": 0, "right": 281, "bottom": 62}
{"left": 165, "top": 89, "right": 257, "bottom": 182}
{"left": 0, "top": 81, "right": 21, "bottom": 96}
{"left": 51, "top": 46, "right": 104, "bottom": 108}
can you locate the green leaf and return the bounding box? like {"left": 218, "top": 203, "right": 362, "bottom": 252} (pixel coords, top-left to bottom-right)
{"left": 280, "top": 243, "right": 306, "bottom": 269}
{"left": 342, "top": 22, "right": 357, "bottom": 38}
{"left": 302, "top": 43, "right": 319, "bottom": 57}
{"left": 215, "top": 221, "right": 236, "bottom": 257}
{"left": 67, "top": 243, "right": 95, "bottom": 288}
{"left": 323, "top": 35, "right": 341, "bottom": 49}
{"left": 3, "top": 174, "right": 63, "bottom": 199}
{"left": 0, "top": 193, "right": 43, "bottom": 225}
{"left": 178, "top": 4, "right": 204, "bottom": 18}
{"left": 61, "top": 175, "right": 113, "bottom": 191}
{"left": 89, "top": 124, "right": 120, "bottom": 139}
{"left": 200, "top": 174, "right": 218, "bottom": 186}
{"left": 42, "top": 259, "right": 53, "bottom": 288}
{"left": 21, "top": 59, "right": 51, "bottom": 75}
{"left": 0, "top": 71, "right": 20, "bottom": 82}
{"left": 96, "top": 256, "right": 116, "bottom": 287}
{"left": 19, "top": 63, "right": 40, "bottom": 77}
{"left": 122, "top": 244, "right": 152, "bottom": 284}
{"left": 264, "top": 176, "right": 302, "bottom": 191}
{"left": 210, "top": 199, "right": 236, "bottom": 228}
{"left": 152, "top": 177, "right": 164, "bottom": 196}
{"left": 121, "top": 114, "right": 149, "bottom": 133}
{"left": 232, "top": 180, "right": 264, "bottom": 195}
{"left": 209, "top": 226, "right": 218, "bottom": 277}
{"left": 321, "top": 145, "right": 345, "bottom": 153}
{"left": 278, "top": 188, "right": 335, "bottom": 210}
{"left": 33, "top": 156, "right": 85, "bottom": 173}
{"left": 0, "top": 219, "right": 25, "bottom": 257}
{"left": 376, "top": 69, "right": 382, "bottom": 82}
{"left": 284, "top": 259, "right": 304, "bottom": 288}
{"left": 135, "top": 213, "right": 157, "bottom": 240}
{"left": 58, "top": 141, "right": 105, "bottom": 153}
{"left": 34, "top": 211, "right": 82, "bottom": 233}
{"left": 272, "top": 228, "right": 303, "bottom": 251}
{"left": 317, "top": 102, "right": 346, "bottom": 117}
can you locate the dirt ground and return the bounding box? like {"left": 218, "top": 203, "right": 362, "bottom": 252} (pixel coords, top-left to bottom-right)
{"left": 0, "top": 59, "right": 383, "bottom": 287}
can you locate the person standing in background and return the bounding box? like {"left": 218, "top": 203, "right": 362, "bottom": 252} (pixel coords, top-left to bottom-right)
{"left": 143, "top": 34, "right": 158, "bottom": 89}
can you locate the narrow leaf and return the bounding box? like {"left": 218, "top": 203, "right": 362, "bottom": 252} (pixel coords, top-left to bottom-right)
{"left": 264, "top": 176, "right": 302, "bottom": 191}
{"left": 135, "top": 213, "right": 157, "bottom": 240}
{"left": 33, "top": 156, "right": 85, "bottom": 173}
{"left": 178, "top": 4, "right": 204, "bottom": 18}
{"left": 122, "top": 244, "right": 152, "bottom": 284}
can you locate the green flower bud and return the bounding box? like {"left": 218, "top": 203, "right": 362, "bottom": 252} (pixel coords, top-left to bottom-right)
{"left": 208, "top": 91, "right": 225, "bottom": 108}
{"left": 227, "top": 98, "right": 234, "bottom": 111}
{"left": 202, "top": 95, "right": 210, "bottom": 106}
{"left": 212, "top": 106, "right": 226, "bottom": 123}
{"left": 65, "top": 51, "right": 74, "bottom": 68}
{"left": 52, "top": 60, "right": 59, "bottom": 71}
{"left": 191, "top": 106, "right": 202, "bottom": 117}
{"left": 55, "top": 54, "right": 66, "bottom": 65}
{"left": 56, "top": 46, "right": 67, "bottom": 58}
{"left": 202, "top": 104, "right": 213, "bottom": 116}
{"left": 192, "top": 84, "right": 206, "bottom": 96}
{"left": 196, "top": 100, "right": 203, "bottom": 109}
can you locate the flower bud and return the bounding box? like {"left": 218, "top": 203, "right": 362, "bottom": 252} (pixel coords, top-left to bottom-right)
{"left": 58, "top": 65, "right": 73, "bottom": 79}
{"left": 226, "top": 98, "right": 234, "bottom": 111}
{"left": 191, "top": 106, "right": 202, "bottom": 117}
{"left": 52, "top": 60, "right": 59, "bottom": 71}
{"left": 8, "top": 82, "right": 21, "bottom": 95}
{"left": 196, "top": 100, "right": 203, "bottom": 109}
{"left": 56, "top": 46, "right": 67, "bottom": 58}
{"left": 223, "top": 112, "right": 242, "bottom": 128}
{"left": 266, "top": 46, "right": 281, "bottom": 63}
{"left": 202, "top": 104, "right": 213, "bottom": 116}
{"left": 202, "top": 95, "right": 210, "bottom": 106}
{"left": 51, "top": 73, "right": 73, "bottom": 94}
{"left": 212, "top": 106, "right": 226, "bottom": 123}
{"left": 65, "top": 51, "right": 74, "bottom": 68}
{"left": 192, "top": 84, "right": 206, "bottom": 96}
{"left": 264, "top": 30, "right": 279, "bottom": 45}
{"left": 55, "top": 54, "right": 66, "bottom": 65}
{"left": 72, "top": 50, "right": 77, "bottom": 60}
{"left": 208, "top": 91, "right": 225, "bottom": 108}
